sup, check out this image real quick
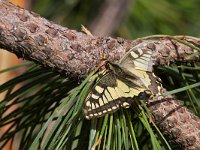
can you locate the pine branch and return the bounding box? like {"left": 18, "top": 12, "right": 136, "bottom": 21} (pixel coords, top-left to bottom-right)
{"left": 149, "top": 94, "right": 200, "bottom": 149}
{"left": 0, "top": 1, "right": 200, "bottom": 149}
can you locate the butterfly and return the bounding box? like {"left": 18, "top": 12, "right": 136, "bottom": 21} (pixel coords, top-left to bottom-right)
{"left": 83, "top": 46, "right": 159, "bottom": 119}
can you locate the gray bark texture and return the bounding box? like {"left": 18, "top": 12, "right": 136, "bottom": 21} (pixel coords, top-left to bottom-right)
{"left": 0, "top": 1, "right": 200, "bottom": 149}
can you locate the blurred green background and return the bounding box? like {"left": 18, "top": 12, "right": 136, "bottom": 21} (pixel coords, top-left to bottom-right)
{"left": 32, "top": 0, "right": 200, "bottom": 38}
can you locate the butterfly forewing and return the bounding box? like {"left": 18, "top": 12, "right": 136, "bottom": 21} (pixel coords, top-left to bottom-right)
{"left": 120, "top": 47, "right": 154, "bottom": 72}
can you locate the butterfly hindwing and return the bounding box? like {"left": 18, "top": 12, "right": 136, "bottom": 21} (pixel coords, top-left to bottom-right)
{"left": 83, "top": 70, "right": 147, "bottom": 119}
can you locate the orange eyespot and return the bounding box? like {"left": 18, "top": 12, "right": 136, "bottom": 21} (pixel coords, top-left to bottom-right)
{"left": 98, "top": 58, "right": 111, "bottom": 71}
{"left": 98, "top": 49, "right": 108, "bottom": 69}
{"left": 98, "top": 60, "right": 107, "bottom": 69}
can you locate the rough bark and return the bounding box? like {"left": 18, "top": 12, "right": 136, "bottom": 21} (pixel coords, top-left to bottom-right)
{"left": 149, "top": 94, "right": 200, "bottom": 149}
{"left": 0, "top": 1, "right": 200, "bottom": 149}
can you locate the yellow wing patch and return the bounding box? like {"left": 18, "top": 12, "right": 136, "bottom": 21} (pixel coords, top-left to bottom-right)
{"left": 126, "top": 68, "right": 152, "bottom": 89}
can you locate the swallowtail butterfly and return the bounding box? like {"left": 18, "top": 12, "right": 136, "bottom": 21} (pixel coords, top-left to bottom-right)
{"left": 83, "top": 45, "right": 157, "bottom": 119}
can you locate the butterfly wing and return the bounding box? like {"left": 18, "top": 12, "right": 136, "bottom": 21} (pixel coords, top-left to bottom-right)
{"left": 83, "top": 70, "right": 147, "bottom": 119}
{"left": 119, "top": 46, "right": 162, "bottom": 94}
{"left": 120, "top": 46, "right": 154, "bottom": 72}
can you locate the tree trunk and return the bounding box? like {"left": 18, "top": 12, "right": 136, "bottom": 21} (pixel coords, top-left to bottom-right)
{"left": 0, "top": 1, "right": 200, "bottom": 149}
